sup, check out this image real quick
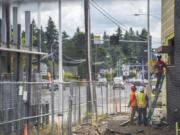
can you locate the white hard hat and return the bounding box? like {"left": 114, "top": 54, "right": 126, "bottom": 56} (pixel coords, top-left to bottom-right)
{"left": 140, "top": 86, "right": 144, "bottom": 92}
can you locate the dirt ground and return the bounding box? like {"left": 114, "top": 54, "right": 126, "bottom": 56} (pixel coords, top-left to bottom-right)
{"left": 73, "top": 114, "right": 175, "bottom": 135}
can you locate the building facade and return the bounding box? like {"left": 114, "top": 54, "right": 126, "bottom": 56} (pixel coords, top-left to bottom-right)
{"left": 160, "top": 0, "right": 180, "bottom": 124}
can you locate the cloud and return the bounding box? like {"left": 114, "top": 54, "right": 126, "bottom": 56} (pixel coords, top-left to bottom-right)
{"left": 13, "top": 0, "right": 161, "bottom": 48}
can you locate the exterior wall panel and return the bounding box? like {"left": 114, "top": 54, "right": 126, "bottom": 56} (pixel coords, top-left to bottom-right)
{"left": 164, "top": 0, "right": 180, "bottom": 124}
{"left": 161, "top": 0, "right": 174, "bottom": 45}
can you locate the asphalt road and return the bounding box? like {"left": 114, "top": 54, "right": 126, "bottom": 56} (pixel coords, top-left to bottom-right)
{"left": 41, "top": 83, "right": 131, "bottom": 124}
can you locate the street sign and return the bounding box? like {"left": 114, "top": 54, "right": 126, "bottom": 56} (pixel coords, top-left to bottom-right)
{"left": 122, "top": 64, "right": 130, "bottom": 76}
{"left": 40, "top": 63, "right": 48, "bottom": 76}
{"left": 94, "top": 35, "right": 102, "bottom": 45}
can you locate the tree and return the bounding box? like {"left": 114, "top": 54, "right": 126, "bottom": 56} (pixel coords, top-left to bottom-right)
{"left": 110, "top": 34, "right": 119, "bottom": 45}
{"left": 62, "top": 31, "right": 69, "bottom": 40}
{"left": 139, "top": 28, "right": 148, "bottom": 41}
{"left": 116, "top": 27, "right": 123, "bottom": 40}
{"left": 122, "top": 30, "right": 131, "bottom": 56}
{"left": 32, "top": 19, "right": 39, "bottom": 47}
{"left": 45, "top": 17, "right": 59, "bottom": 62}
{"left": 103, "top": 31, "right": 109, "bottom": 46}
{"left": 21, "top": 30, "right": 25, "bottom": 46}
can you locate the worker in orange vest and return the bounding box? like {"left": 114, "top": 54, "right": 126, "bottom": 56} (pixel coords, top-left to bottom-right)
{"left": 129, "top": 84, "right": 137, "bottom": 124}
{"left": 24, "top": 123, "right": 28, "bottom": 135}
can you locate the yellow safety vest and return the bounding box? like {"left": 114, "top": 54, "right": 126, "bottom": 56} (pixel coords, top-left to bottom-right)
{"left": 137, "top": 92, "right": 146, "bottom": 108}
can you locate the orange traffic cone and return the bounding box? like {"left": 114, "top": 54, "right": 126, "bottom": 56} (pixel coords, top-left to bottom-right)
{"left": 24, "top": 124, "right": 28, "bottom": 135}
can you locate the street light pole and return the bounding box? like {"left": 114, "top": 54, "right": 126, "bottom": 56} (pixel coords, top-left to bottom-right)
{"left": 58, "top": 0, "right": 64, "bottom": 135}
{"left": 147, "top": 0, "right": 151, "bottom": 85}
{"left": 58, "top": 0, "right": 63, "bottom": 83}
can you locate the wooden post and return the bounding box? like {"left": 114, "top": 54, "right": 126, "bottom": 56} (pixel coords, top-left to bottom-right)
{"left": 84, "top": 0, "right": 92, "bottom": 114}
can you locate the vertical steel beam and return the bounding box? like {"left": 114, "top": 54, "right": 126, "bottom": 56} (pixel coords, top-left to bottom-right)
{"left": 16, "top": 24, "right": 21, "bottom": 81}
{"left": 0, "top": 19, "right": 2, "bottom": 45}
{"left": 1, "top": 1, "right": 7, "bottom": 44}
{"left": 27, "top": 24, "right": 33, "bottom": 135}
{"left": 25, "top": 11, "right": 31, "bottom": 48}
{"left": 13, "top": 7, "right": 18, "bottom": 45}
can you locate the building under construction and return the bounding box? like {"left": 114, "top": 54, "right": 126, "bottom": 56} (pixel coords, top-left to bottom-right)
{"left": 157, "top": 0, "right": 180, "bottom": 124}
{"left": 0, "top": 0, "right": 49, "bottom": 134}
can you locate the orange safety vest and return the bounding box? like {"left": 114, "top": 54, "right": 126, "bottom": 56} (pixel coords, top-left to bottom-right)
{"left": 129, "top": 90, "right": 137, "bottom": 107}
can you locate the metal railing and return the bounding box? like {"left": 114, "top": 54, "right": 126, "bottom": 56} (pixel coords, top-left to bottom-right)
{"left": 0, "top": 81, "right": 130, "bottom": 135}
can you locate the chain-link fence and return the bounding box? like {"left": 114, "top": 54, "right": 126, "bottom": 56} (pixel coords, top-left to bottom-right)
{"left": 0, "top": 80, "right": 130, "bottom": 135}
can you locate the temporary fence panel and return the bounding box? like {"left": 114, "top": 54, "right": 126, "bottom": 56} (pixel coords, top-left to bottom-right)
{"left": 0, "top": 80, "right": 130, "bottom": 135}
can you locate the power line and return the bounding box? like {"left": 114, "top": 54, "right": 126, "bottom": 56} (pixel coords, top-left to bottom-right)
{"left": 90, "top": 0, "right": 148, "bottom": 41}
{"left": 90, "top": 1, "right": 126, "bottom": 31}
{"left": 91, "top": 0, "right": 128, "bottom": 30}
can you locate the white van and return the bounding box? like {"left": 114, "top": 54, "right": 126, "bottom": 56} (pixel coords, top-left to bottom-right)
{"left": 113, "top": 77, "right": 125, "bottom": 89}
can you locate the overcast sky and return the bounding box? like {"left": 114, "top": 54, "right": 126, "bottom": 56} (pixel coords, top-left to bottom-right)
{"left": 14, "top": 0, "right": 161, "bottom": 48}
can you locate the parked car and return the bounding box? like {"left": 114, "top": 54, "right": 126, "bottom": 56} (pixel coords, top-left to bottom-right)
{"left": 128, "top": 78, "right": 148, "bottom": 86}
{"left": 97, "top": 78, "right": 108, "bottom": 87}
{"left": 113, "top": 77, "right": 125, "bottom": 89}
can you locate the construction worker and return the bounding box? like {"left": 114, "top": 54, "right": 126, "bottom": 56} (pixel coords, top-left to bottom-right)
{"left": 129, "top": 84, "right": 137, "bottom": 124}
{"left": 137, "top": 87, "right": 149, "bottom": 126}
{"left": 154, "top": 55, "right": 166, "bottom": 89}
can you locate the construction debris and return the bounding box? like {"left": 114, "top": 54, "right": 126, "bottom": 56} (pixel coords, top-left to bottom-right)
{"left": 73, "top": 114, "right": 174, "bottom": 135}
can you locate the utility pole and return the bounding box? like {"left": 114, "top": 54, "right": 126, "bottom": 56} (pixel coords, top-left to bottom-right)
{"left": 58, "top": 0, "right": 64, "bottom": 134}
{"left": 147, "top": 0, "right": 151, "bottom": 85}
{"left": 84, "top": 0, "right": 92, "bottom": 113}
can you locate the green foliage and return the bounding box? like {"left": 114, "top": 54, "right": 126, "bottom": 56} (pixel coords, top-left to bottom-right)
{"left": 31, "top": 123, "right": 60, "bottom": 135}
{"left": 44, "top": 17, "right": 59, "bottom": 63}
{"left": 63, "top": 72, "right": 75, "bottom": 81}
{"left": 103, "top": 72, "right": 112, "bottom": 81}
{"left": 32, "top": 19, "right": 39, "bottom": 47}
{"left": 21, "top": 31, "right": 26, "bottom": 46}
{"left": 21, "top": 17, "right": 148, "bottom": 80}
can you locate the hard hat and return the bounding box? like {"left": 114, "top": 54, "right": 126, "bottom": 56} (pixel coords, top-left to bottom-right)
{"left": 139, "top": 86, "right": 144, "bottom": 92}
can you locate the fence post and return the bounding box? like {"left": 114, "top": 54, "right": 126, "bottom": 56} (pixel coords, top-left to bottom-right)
{"left": 74, "top": 86, "right": 77, "bottom": 124}
{"left": 101, "top": 84, "right": 103, "bottom": 115}
{"left": 106, "top": 83, "right": 108, "bottom": 114}
{"left": 113, "top": 86, "right": 115, "bottom": 114}
{"left": 68, "top": 96, "right": 72, "bottom": 135}
{"left": 119, "top": 88, "right": 121, "bottom": 113}
{"left": 61, "top": 85, "right": 64, "bottom": 135}
{"left": 93, "top": 82, "right": 98, "bottom": 122}
{"left": 51, "top": 85, "right": 55, "bottom": 135}
{"left": 109, "top": 84, "right": 111, "bottom": 114}
{"left": 78, "top": 84, "right": 81, "bottom": 124}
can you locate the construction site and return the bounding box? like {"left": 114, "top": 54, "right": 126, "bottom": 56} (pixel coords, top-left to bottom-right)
{"left": 0, "top": 0, "right": 180, "bottom": 135}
